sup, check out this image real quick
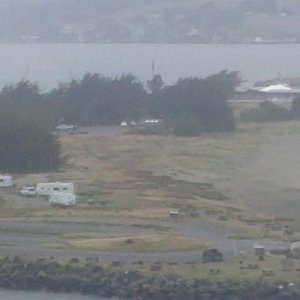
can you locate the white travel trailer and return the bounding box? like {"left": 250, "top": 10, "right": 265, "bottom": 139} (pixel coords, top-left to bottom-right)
{"left": 36, "top": 182, "right": 75, "bottom": 196}
{"left": 49, "top": 193, "right": 76, "bottom": 207}
{"left": 0, "top": 175, "right": 13, "bottom": 187}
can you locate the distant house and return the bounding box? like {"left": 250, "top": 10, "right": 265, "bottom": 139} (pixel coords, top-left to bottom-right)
{"left": 258, "top": 83, "right": 300, "bottom": 102}
{"left": 234, "top": 83, "right": 300, "bottom": 102}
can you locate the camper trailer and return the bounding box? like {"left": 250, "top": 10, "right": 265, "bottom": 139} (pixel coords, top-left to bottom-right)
{"left": 0, "top": 175, "right": 13, "bottom": 187}
{"left": 36, "top": 182, "right": 74, "bottom": 196}
{"left": 49, "top": 193, "right": 76, "bottom": 207}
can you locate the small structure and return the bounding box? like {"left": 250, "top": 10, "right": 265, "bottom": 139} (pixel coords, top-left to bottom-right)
{"left": 36, "top": 182, "right": 75, "bottom": 196}
{"left": 49, "top": 192, "right": 76, "bottom": 207}
{"left": 263, "top": 219, "right": 294, "bottom": 235}
{"left": 254, "top": 245, "right": 265, "bottom": 257}
{"left": 233, "top": 83, "right": 300, "bottom": 102}
{"left": 0, "top": 175, "right": 13, "bottom": 187}
{"left": 290, "top": 240, "right": 300, "bottom": 252}
{"left": 169, "top": 209, "right": 180, "bottom": 218}
{"left": 250, "top": 83, "right": 300, "bottom": 102}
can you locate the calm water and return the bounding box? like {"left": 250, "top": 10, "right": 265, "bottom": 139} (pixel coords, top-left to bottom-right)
{"left": 0, "top": 290, "right": 110, "bottom": 299}
{"left": 0, "top": 43, "right": 299, "bottom": 90}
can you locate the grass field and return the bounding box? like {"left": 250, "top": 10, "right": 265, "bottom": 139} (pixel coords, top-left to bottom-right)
{"left": 3, "top": 120, "right": 300, "bottom": 225}
{"left": 1, "top": 119, "right": 300, "bottom": 271}
{"left": 135, "top": 254, "right": 300, "bottom": 282}
{"left": 49, "top": 232, "right": 209, "bottom": 252}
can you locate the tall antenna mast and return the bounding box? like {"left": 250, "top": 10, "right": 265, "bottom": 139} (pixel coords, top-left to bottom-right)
{"left": 152, "top": 58, "right": 155, "bottom": 79}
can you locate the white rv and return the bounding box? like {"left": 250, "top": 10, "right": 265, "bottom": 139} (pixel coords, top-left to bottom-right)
{"left": 36, "top": 182, "right": 75, "bottom": 196}
{"left": 49, "top": 193, "right": 76, "bottom": 207}
{"left": 0, "top": 175, "right": 13, "bottom": 187}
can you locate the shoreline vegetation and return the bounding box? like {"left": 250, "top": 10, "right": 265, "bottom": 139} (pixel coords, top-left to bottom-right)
{"left": 0, "top": 256, "right": 298, "bottom": 300}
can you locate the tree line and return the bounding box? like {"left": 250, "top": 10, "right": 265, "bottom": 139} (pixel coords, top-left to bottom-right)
{"left": 0, "top": 71, "right": 240, "bottom": 173}
{"left": 48, "top": 70, "right": 241, "bottom": 131}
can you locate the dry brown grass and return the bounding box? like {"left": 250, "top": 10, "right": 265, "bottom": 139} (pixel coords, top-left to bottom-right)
{"left": 2, "top": 121, "right": 300, "bottom": 228}
{"left": 61, "top": 232, "right": 208, "bottom": 252}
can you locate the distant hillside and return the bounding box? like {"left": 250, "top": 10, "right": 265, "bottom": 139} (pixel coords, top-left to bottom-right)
{"left": 0, "top": 0, "right": 300, "bottom": 43}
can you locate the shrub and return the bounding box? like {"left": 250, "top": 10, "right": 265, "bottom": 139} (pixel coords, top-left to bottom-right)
{"left": 240, "top": 101, "right": 292, "bottom": 122}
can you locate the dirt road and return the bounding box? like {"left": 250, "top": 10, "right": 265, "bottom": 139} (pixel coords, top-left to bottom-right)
{"left": 0, "top": 216, "right": 289, "bottom": 262}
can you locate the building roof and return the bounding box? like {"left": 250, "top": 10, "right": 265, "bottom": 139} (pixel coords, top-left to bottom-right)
{"left": 248, "top": 83, "right": 300, "bottom": 94}
{"left": 260, "top": 84, "right": 292, "bottom": 93}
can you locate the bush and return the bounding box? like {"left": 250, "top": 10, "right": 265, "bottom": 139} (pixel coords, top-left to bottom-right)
{"left": 172, "top": 119, "right": 204, "bottom": 136}
{"left": 240, "top": 101, "right": 292, "bottom": 122}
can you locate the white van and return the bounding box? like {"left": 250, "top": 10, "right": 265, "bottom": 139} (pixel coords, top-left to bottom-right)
{"left": 49, "top": 193, "right": 76, "bottom": 207}
{"left": 36, "top": 182, "right": 75, "bottom": 196}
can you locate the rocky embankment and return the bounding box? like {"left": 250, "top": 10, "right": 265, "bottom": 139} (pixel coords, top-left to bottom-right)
{"left": 0, "top": 256, "right": 298, "bottom": 299}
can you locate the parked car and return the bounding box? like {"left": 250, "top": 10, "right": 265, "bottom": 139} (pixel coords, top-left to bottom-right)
{"left": 120, "top": 121, "right": 128, "bottom": 127}
{"left": 56, "top": 124, "right": 77, "bottom": 131}
{"left": 20, "top": 186, "right": 37, "bottom": 197}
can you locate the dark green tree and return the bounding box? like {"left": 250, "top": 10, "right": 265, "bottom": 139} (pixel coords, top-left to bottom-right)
{"left": 0, "top": 82, "right": 62, "bottom": 173}
{"left": 49, "top": 73, "right": 147, "bottom": 126}
{"left": 147, "top": 74, "right": 164, "bottom": 94}
{"left": 157, "top": 71, "right": 241, "bottom": 134}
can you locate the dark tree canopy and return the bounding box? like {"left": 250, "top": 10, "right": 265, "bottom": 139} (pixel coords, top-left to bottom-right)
{"left": 0, "top": 82, "right": 62, "bottom": 173}
{"left": 47, "top": 70, "right": 240, "bottom": 135}
{"left": 154, "top": 71, "right": 241, "bottom": 133}
{"left": 147, "top": 74, "right": 164, "bottom": 94}
{"left": 49, "top": 73, "right": 146, "bottom": 126}
{"left": 0, "top": 71, "right": 242, "bottom": 161}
